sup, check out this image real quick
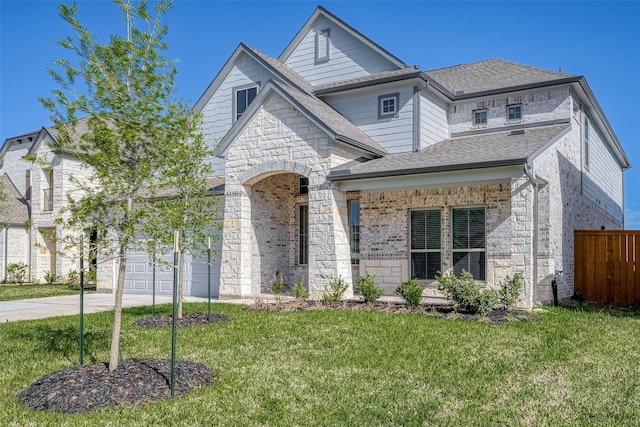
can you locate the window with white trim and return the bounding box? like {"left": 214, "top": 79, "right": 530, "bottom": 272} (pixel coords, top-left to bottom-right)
{"left": 298, "top": 204, "right": 309, "bottom": 265}
{"left": 233, "top": 85, "right": 258, "bottom": 121}
{"left": 378, "top": 93, "right": 399, "bottom": 119}
{"left": 348, "top": 200, "right": 360, "bottom": 265}
{"left": 473, "top": 109, "right": 487, "bottom": 125}
{"left": 315, "top": 29, "right": 331, "bottom": 62}
{"left": 507, "top": 104, "right": 522, "bottom": 121}
{"left": 410, "top": 209, "right": 441, "bottom": 280}
{"left": 452, "top": 207, "right": 486, "bottom": 280}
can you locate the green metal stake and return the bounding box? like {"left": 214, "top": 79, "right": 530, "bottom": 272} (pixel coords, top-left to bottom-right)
{"left": 152, "top": 252, "right": 156, "bottom": 316}
{"left": 170, "top": 231, "right": 179, "bottom": 399}
{"left": 207, "top": 237, "right": 211, "bottom": 323}
{"left": 79, "top": 234, "right": 84, "bottom": 365}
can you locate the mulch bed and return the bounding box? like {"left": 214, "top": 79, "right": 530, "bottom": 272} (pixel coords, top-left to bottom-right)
{"left": 246, "top": 299, "right": 535, "bottom": 324}
{"left": 131, "top": 312, "right": 229, "bottom": 328}
{"left": 19, "top": 358, "right": 213, "bottom": 414}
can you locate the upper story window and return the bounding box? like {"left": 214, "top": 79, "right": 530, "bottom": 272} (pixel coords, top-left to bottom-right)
{"left": 452, "top": 207, "right": 486, "bottom": 281}
{"left": 233, "top": 84, "right": 258, "bottom": 122}
{"left": 315, "top": 29, "right": 331, "bottom": 62}
{"left": 507, "top": 104, "right": 522, "bottom": 121}
{"left": 378, "top": 93, "right": 399, "bottom": 119}
{"left": 25, "top": 170, "right": 31, "bottom": 200}
{"left": 473, "top": 109, "right": 487, "bottom": 126}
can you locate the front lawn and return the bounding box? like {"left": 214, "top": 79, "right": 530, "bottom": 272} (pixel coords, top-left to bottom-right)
{"left": 0, "top": 283, "right": 92, "bottom": 301}
{"left": 1, "top": 302, "right": 639, "bottom": 425}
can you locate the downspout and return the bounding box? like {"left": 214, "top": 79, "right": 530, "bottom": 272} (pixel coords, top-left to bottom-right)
{"left": 523, "top": 163, "right": 540, "bottom": 307}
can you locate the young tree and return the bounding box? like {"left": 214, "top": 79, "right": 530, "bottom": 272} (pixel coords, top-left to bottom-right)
{"left": 0, "top": 177, "right": 7, "bottom": 228}
{"left": 40, "top": 0, "right": 200, "bottom": 371}
{"left": 144, "top": 129, "right": 220, "bottom": 319}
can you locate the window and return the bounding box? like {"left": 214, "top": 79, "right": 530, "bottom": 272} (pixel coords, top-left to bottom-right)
{"left": 25, "top": 170, "right": 31, "bottom": 200}
{"left": 43, "top": 169, "right": 54, "bottom": 211}
{"left": 452, "top": 207, "right": 486, "bottom": 280}
{"left": 410, "top": 210, "right": 441, "bottom": 280}
{"left": 315, "top": 28, "right": 331, "bottom": 62}
{"left": 378, "top": 93, "right": 399, "bottom": 119}
{"left": 473, "top": 109, "right": 487, "bottom": 125}
{"left": 584, "top": 117, "right": 590, "bottom": 169}
{"left": 507, "top": 104, "right": 522, "bottom": 121}
{"left": 299, "top": 177, "right": 309, "bottom": 194}
{"left": 233, "top": 85, "right": 258, "bottom": 121}
{"left": 348, "top": 201, "right": 360, "bottom": 264}
{"left": 299, "top": 205, "right": 309, "bottom": 264}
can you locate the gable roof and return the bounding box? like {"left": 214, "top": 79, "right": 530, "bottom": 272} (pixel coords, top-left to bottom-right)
{"left": 329, "top": 123, "right": 571, "bottom": 181}
{"left": 0, "top": 130, "right": 40, "bottom": 160}
{"left": 425, "top": 58, "right": 575, "bottom": 96}
{"left": 278, "top": 6, "right": 408, "bottom": 69}
{"left": 216, "top": 80, "right": 387, "bottom": 157}
{"left": 313, "top": 67, "right": 421, "bottom": 95}
{"left": 193, "top": 44, "right": 313, "bottom": 113}
{"left": 0, "top": 174, "right": 29, "bottom": 225}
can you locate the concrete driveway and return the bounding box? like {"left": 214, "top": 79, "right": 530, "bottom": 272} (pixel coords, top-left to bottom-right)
{"left": 0, "top": 293, "right": 249, "bottom": 322}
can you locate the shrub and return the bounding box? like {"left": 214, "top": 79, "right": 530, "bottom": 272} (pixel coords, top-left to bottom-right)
{"left": 356, "top": 273, "right": 383, "bottom": 305}
{"left": 322, "top": 277, "right": 348, "bottom": 305}
{"left": 44, "top": 271, "right": 58, "bottom": 285}
{"left": 498, "top": 273, "right": 523, "bottom": 310}
{"left": 270, "top": 270, "right": 284, "bottom": 295}
{"left": 7, "top": 262, "right": 28, "bottom": 284}
{"left": 436, "top": 270, "right": 498, "bottom": 315}
{"left": 66, "top": 269, "right": 80, "bottom": 286}
{"left": 291, "top": 276, "right": 308, "bottom": 300}
{"left": 85, "top": 269, "right": 97, "bottom": 284}
{"left": 395, "top": 279, "right": 424, "bottom": 308}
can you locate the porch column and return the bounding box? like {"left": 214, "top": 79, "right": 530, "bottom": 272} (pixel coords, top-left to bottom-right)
{"left": 219, "top": 186, "right": 253, "bottom": 298}
{"left": 308, "top": 181, "right": 353, "bottom": 299}
{"left": 511, "top": 176, "right": 535, "bottom": 309}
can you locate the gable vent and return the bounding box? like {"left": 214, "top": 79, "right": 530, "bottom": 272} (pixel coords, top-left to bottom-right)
{"left": 509, "top": 129, "right": 525, "bottom": 136}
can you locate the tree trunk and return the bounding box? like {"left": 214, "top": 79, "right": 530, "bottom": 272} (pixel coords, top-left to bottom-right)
{"left": 108, "top": 245, "right": 128, "bottom": 371}
{"left": 177, "top": 250, "right": 184, "bottom": 319}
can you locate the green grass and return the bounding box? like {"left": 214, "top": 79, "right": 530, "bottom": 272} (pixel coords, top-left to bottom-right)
{"left": 0, "top": 283, "right": 92, "bottom": 301}
{"left": 1, "top": 302, "right": 640, "bottom": 426}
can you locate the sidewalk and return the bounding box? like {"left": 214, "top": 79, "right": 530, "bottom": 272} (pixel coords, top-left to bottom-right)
{"left": 0, "top": 293, "right": 251, "bottom": 323}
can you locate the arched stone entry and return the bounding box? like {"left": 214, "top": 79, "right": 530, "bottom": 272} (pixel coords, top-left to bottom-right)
{"left": 219, "top": 161, "right": 354, "bottom": 299}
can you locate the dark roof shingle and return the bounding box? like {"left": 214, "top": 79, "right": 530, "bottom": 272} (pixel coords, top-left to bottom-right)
{"left": 330, "top": 124, "right": 570, "bottom": 180}
{"left": 425, "top": 59, "right": 575, "bottom": 95}
{"left": 0, "top": 174, "right": 29, "bottom": 225}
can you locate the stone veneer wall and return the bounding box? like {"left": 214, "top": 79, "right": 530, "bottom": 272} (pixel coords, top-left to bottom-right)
{"left": 220, "top": 91, "right": 355, "bottom": 299}
{"left": 359, "top": 182, "right": 517, "bottom": 298}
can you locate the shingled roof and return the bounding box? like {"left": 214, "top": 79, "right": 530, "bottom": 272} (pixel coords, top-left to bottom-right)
{"left": 242, "top": 44, "right": 315, "bottom": 94}
{"left": 329, "top": 123, "right": 570, "bottom": 180}
{"left": 0, "top": 174, "right": 29, "bottom": 225}
{"left": 425, "top": 58, "right": 575, "bottom": 96}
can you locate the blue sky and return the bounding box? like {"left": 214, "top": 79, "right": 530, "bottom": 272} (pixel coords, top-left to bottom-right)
{"left": 1, "top": 1, "right": 639, "bottom": 227}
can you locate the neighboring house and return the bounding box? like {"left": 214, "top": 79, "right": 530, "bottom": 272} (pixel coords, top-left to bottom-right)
{"left": 2, "top": 6, "right": 630, "bottom": 307}
{"left": 0, "top": 174, "right": 30, "bottom": 281}
{"left": 0, "top": 124, "right": 94, "bottom": 283}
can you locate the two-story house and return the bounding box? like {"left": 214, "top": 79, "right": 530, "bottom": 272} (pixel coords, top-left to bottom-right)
{"left": 184, "top": 6, "right": 628, "bottom": 307}
{"left": 2, "top": 6, "right": 630, "bottom": 308}
{"left": 0, "top": 123, "right": 93, "bottom": 283}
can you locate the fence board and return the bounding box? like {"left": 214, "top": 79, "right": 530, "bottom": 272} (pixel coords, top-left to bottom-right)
{"left": 575, "top": 231, "right": 640, "bottom": 305}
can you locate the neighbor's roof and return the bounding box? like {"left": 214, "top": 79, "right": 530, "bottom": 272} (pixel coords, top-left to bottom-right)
{"left": 0, "top": 174, "right": 29, "bottom": 225}
{"left": 425, "top": 58, "right": 575, "bottom": 96}
{"left": 329, "top": 123, "right": 570, "bottom": 181}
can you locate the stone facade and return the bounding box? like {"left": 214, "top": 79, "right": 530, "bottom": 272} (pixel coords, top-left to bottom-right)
{"left": 220, "top": 92, "right": 355, "bottom": 299}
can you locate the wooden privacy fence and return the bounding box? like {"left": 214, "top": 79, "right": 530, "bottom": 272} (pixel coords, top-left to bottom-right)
{"left": 574, "top": 230, "right": 640, "bottom": 305}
